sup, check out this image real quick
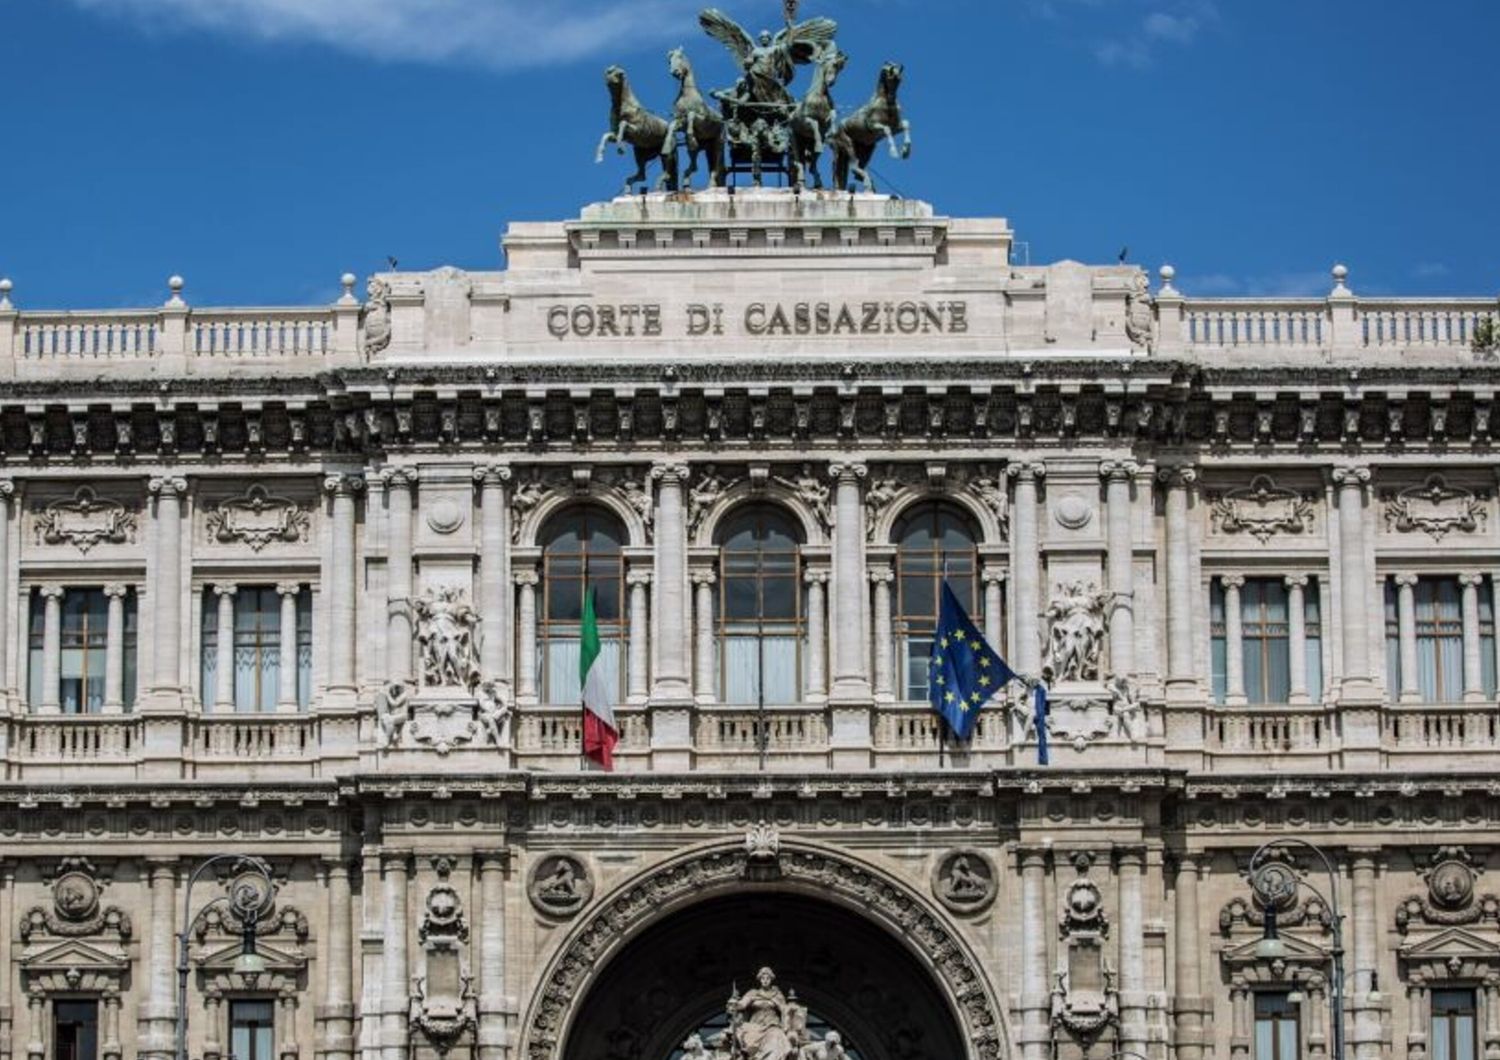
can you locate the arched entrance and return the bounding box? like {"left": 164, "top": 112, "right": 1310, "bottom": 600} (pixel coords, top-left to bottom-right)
{"left": 565, "top": 892, "right": 965, "bottom": 1060}
{"left": 523, "top": 840, "right": 1006, "bottom": 1060}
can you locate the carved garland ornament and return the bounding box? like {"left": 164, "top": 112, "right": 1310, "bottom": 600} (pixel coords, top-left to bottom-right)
{"left": 19, "top": 858, "right": 133, "bottom": 942}
{"left": 35, "top": 487, "right": 137, "bottom": 553}
{"left": 204, "top": 484, "right": 310, "bottom": 551}
{"left": 521, "top": 841, "right": 1005, "bottom": 1060}
{"left": 1395, "top": 846, "right": 1500, "bottom": 933}
{"left": 1208, "top": 475, "right": 1315, "bottom": 543}
{"left": 1383, "top": 475, "right": 1488, "bottom": 542}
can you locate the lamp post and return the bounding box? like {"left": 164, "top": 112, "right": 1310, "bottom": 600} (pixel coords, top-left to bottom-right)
{"left": 1248, "top": 838, "right": 1346, "bottom": 1060}
{"left": 176, "top": 854, "right": 276, "bottom": 1060}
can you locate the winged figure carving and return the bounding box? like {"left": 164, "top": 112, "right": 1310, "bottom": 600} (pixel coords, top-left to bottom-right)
{"left": 699, "top": 7, "right": 838, "bottom": 106}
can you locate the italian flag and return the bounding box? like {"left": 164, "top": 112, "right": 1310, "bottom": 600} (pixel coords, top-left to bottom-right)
{"left": 579, "top": 587, "right": 618, "bottom": 771}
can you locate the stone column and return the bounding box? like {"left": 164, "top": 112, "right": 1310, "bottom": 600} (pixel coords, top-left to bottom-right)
{"left": 1223, "top": 575, "right": 1247, "bottom": 705}
{"left": 475, "top": 465, "right": 512, "bottom": 690}
{"left": 213, "top": 584, "right": 237, "bottom": 710}
{"left": 276, "top": 582, "right": 300, "bottom": 712}
{"left": 147, "top": 477, "right": 188, "bottom": 697}
{"left": 1228, "top": 978, "right": 1251, "bottom": 1060}
{"left": 100, "top": 989, "right": 123, "bottom": 1060}
{"left": 1160, "top": 466, "right": 1198, "bottom": 695}
{"left": 318, "top": 858, "right": 355, "bottom": 1060}
{"left": 37, "top": 585, "right": 62, "bottom": 713}
{"left": 829, "top": 462, "right": 871, "bottom": 703}
{"left": 1286, "top": 575, "right": 1310, "bottom": 704}
{"left": 514, "top": 569, "right": 539, "bottom": 704}
{"left": 1173, "top": 853, "right": 1206, "bottom": 1060}
{"left": 1350, "top": 850, "right": 1382, "bottom": 1060}
{"left": 1018, "top": 848, "right": 1051, "bottom": 1060}
{"left": 278, "top": 989, "right": 300, "bottom": 1059}
{"left": 102, "top": 584, "right": 128, "bottom": 714}
{"left": 626, "top": 569, "right": 651, "bottom": 703}
{"left": 139, "top": 858, "right": 178, "bottom": 1060}
{"left": 1395, "top": 573, "right": 1420, "bottom": 702}
{"left": 0, "top": 481, "right": 13, "bottom": 694}
{"left": 1406, "top": 979, "right": 1428, "bottom": 1060}
{"left": 476, "top": 850, "right": 509, "bottom": 1060}
{"left": 1008, "top": 463, "right": 1045, "bottom": 675}
{"left": 1482, "top": 974, "right": 1500, "bottom": 1060}
{"left": 692, "top": 568, "right": 717, "bottom": 704}
{"left": 982, "top": 567, "right": 1006, "bottom": 656}
{"left": 1118, "top": 847, "right": 1148, "bottom": 1057}
{"left": 1101, "top": 459, "right": 1138, "bottom": 677}
{"left": 324, "top": 474, "right": 364, "bottom": 693}
{"left": 380, "top": 850, "right": 410, "bottom": 1060}
{"left": 1333, "top": 465, "right": 1375, "bottom": 697}
{"left": 204, "top": 991, "right": 225, "bottom": 1060}
{"left": 803, "top": 569, "right": 828, "bottom": 701}
{"left": 0, "top": 859, "right": 15, "bottom": 1056}
{"left": 24, "top": 987, "right": 43, "bottom": 1060}
{"left": 870, "top": 566, "right": 895, "bottom": 702}
{"left": 650, "top": 463, "right": 693, "bottom": 704}
{"left": 382, "top": 469, "right": 416, "bottom": 685}
{"left": 1461, "top": 573, "right": 1486, "bottom": 702}
{"left": 1307, "top": 979, "right": 1330, "bottom": 1060}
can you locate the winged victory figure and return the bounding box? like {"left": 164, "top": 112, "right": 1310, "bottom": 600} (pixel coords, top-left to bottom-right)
{"left": 699, "top": 6, "right": 838, "bottom": 108}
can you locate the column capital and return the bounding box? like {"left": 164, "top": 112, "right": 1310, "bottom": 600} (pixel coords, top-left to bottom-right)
{"left": 867, "top": 566, "right": 895, "bottom": 586}
{"left": 626, "top": 568, "right": 653, "bottom": 588}
{"left": 1460, "top": 572, "right": 1486, "bottom": 588}
{"left": 475, "top": 849, "right": 511, "bottom": 871}
{"left": 1394, "top": 572, "right": 1420, "bottom": 588}
{"left": 1099, "top": 459, "right": 1140, "bottom": 482}
{"left": 1016, "top": 846, "right": 1051, "bottom": 870}
{"left": 1221, "top": 574, "right": 1246, "bottom": 590}
{"left": 380, "top": 848, "right": 413, "bottom": 871}
{"left": 802, "top": 567, "right": 830, "bottom": 586}
{"left": 324, "top": 473, "right": 367, "bottom": 497}
{"left": 38, "top": 583, "right": 64, "bottom": 601}
{"left": 982, "top": 565, "right": 1008, "bottom": 586}
{"left": 102, "top": 582, "right": 130, "bottom": 599}
{"left": 828, "top": 461, "right": 868, "bottom": 482}
{"left": 690, "top": 568, "right": 718, "bottom": 587}
{"left": 1284, "top": 574, "right": 1310, "bottom": 589}
{"left": 651, "top": 462, "right": 690, "bottom": 483}
{"left": 1007, "top": 461, "right": 1046, "bottom": 482}
{"left": 379, "top": 467, "right": 417, "bottom": 490}
{"left": 147, "top": 475, "right": 188, "bottom": 498}
{"left": 1155, "top": 463, "right": 1197, "bottom": 487}
{"left": 513, "top": 569, "right": 540, "bottom": 588}
{"left": 211, "top": 583, "right": 237, "bottom": 599}
{"left": 1114, "top": 845, "right": 1148, "bottom": 869}
{"left": 276, "top": 581, "right": 302, "bottom": 598}
{"left": 1331, "top": 464, "right": 1372, "bottom": 487}
{"left": 0, "top": 478, "right": 14, "bottom": 499}
{"left": 474, "top": 463, "right": 513, "bottom": 488}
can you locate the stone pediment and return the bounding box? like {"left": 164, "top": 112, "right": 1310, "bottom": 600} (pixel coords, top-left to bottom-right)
{"left": 196, "top": 937, "right": 305, "bottom": 972}
{"left": 1398, "top": 925, "right": 1500, "bottom": 963}
{"left": 1221, "top": 932, "right": 1329, "bottom": 967}
{"left": 21, "top": 936, "right": 128, "bottom": 972}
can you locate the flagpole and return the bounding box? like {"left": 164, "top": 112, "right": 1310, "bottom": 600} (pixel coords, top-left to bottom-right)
{"left": 756, "top": 603, "right": 768, "bottom": 772}
{"left": 938, "top": 556, "right": 950, "bottom": 769}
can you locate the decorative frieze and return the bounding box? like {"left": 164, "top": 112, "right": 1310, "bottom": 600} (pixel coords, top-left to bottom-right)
{"left": 1382, "top": 474, "right": 1488, "bottom": 541}
{"left": 203, "top": 482, "right": 310, "bottom": 550}
{"left": 34, "top": 486, "right": 136, "bottom": 552}
{"left": 1207, "top": 475, "right": 1315, "bottom": 543}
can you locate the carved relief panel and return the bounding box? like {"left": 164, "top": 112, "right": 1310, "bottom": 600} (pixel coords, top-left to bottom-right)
{"left": 30, "top": 485, "right": 140, "bottom": 555}
{"left": 1204, "top": 475, "right": 1320, "bottom": 547}
{"left": 196, "top": 481, "right": 317, "bottom": 554}
{"left": 1380, "top": 475, "right": 1492, "bottom": 543}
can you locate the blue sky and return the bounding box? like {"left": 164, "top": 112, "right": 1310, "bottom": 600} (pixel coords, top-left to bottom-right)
{"left": 1, "top": 0, "right": 1497, "bottom": 309}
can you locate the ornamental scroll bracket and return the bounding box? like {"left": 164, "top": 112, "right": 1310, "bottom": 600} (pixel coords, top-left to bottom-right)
{"left": 204, "top": 483, "right": 310, "bottom": 551}
{"left": 35, "top": 487, "right": 137, "bottom": 553}
{"left": 1383, "top": 475, "right": 1489, "bottom": 542}
{"left": 1208, "top": 475, "right": 1315, "bottom": 543}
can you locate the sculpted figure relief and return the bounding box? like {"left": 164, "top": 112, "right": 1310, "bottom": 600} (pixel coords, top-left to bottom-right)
{"left": 415, "top": 586, "right": 482, "bottom": 690}
{"left": 681, "top": 967, "right": 851, "bottom": 1060}
{"left": 1043, "top": 581, "right": 1114, "bottom": 682}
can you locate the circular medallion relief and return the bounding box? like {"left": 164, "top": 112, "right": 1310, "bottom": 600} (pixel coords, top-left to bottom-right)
{"left": 528, "top": 853, "right": 593, "bottom": 918}
{"left": 1430, "top": 861, "right": 1475, "bottom": 910}
{"left": 931, "top": 849, "right": 997, "bottom": 915}
{"left": 426, "top": 499, "right": 465, "bottom": 535}
{"left": 53, "top": 872, "right": 100, "bottom": 922}
{"left": 1054, "top": 495, "right": 1094, "bottom": 530}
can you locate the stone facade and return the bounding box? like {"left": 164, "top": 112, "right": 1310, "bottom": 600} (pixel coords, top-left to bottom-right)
{"left": 0, "top": 190, "right": 1498, "bottom": 1060}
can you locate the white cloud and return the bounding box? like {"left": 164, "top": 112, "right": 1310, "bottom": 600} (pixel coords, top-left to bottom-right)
{"left": 1036, "top": 0, "right": 1216, "bottom": 69}
{"left": 65, "top": 0, "right": 705, "bottom": 70}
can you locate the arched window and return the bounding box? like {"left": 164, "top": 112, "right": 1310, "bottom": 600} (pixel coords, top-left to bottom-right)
{"left": 892, "top": 502, "right": 985, "bottom": 701}
{"left": 539, "top": 506, "right": 626, "bottom": 706}
{"left": 716, "top": 505, "right": 804, "bottom": 704}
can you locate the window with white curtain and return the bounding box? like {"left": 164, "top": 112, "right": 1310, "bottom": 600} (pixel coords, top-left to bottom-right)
{"left": 539, "top": 506, "right": 625, "bottom": 706}
{"left": 230, "top": 1000, "right": 276, "bottom": 1060}
{"left": 716, "top": 504, "right": 802, "bottom": 705}
{"left": 201, "top": 585, "right": 312, "bottom": 712}
{"left": 27, "top": 587, "right": 138, "bottom": 714}
{"left": 891, "top": 503, "right": 982, "bottom": 701}
{"left": 1210, "top": 578, "right": 1322, "bottom": 705}
{"left": 1385, "top": 576, "right": 1497, "bottom": 702}
{"left": 1432, "top": 988, "right": 1478, "bottom": 1060}
{"left": 1254, "top": 992, "right": 1299, "bottom": 1060}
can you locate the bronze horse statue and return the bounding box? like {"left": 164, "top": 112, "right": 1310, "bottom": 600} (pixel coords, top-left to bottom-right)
{"left": 831, "top": 61, "right": 913, "bottom": 193}
{"left": 662, "top": 47, "right": 726, "bottom": 189}
{"left": 790, "top": 47, "right": 846, "bottom": 190}
{"left": 595, "top": 65, "right": 678, "bottom": 193}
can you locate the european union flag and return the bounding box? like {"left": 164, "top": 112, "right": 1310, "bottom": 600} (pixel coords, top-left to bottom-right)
{"left": 928, "top": 581, "right": 1018, "bottom": 742}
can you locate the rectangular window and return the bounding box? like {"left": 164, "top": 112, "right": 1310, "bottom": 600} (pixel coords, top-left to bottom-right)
{"left": 203, "top": 586, "right": 303, "bottom": 712}
{"left": 1305, "top": 580, "right": 1323, "bottom": 701}
{"left": 1385, "top": 579, "right": 1401, "bottom": 699}
{"left": 1209, "top": 580, "right": 1227, "bottom": 704}
{"left": 53, "top": 999, "right": 99, "bottom": 1060}
{"left": 1432, "top": 988, "right": 1477, "bottom": 1060}
{"left": 27, "top": 588, "right": 132, "bottom": 713}
{"left": 1241, "top": 579, "right": 1291, "bottom": 704}
{"left": 296, "top": 587, "right": 313, "bottom": 709}
{"left": 1415, "top": 577, "right": 1465, "bottom": 702}
{"left": 1482, "top": 581, "right": 1497, "bottom": 699}
{"left": 1254, "top": 992, "right": 1299, "bottom": 1060}
{"left": 230, "top": 999, "right": 276, "bottom": 1060}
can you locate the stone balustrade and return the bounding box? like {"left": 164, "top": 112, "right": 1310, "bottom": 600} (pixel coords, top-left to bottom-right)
{"left": 1173, "top": 294, "right": 1496, "bottom": 357}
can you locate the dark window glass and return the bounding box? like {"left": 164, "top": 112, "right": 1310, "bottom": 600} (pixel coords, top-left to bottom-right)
{"left": 716, "top": 505, "right": 803, "bottom": 704}
{"left": 891, "top": 503, "right": 983, "bottom": 701}
{"left": 540, "top": 507, "right": 626, "bottom": 705}
{"left": 1432, "top": 988, "right": 1477, "bottom": 1060}
{"left": 230, "top": 999, "right": 276, "bottom": 1060}
{"left": 1253, "top": 992, "right": 1298, "bottom": 1060}
{"left": 54, "top": 1000, "right": 98, "bottom": 1060}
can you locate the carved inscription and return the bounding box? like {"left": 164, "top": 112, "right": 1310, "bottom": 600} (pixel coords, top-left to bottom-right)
{"left": 545, "top": 300, "right": 969, "bottom": 339}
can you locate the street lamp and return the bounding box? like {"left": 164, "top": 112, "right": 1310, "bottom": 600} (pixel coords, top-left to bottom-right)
{"left": 1248, "top": 838, "right": 1346, "bottom": 1060}
{"left": 176, "top": 854, "right": 276, "bottom": 1060}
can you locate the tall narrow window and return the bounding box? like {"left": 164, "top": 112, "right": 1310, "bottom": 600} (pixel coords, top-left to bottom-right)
{"left": 296, "top": 587, "right": 313, "bottom": 709}
{"left": 1305, "top": 580, "right": 1323, "bottom": 700}
{"left": 1481, "top": 582, "right": 1497, "bottom": 698}
{"left": 1210, "top": 580, "right": 1227, "bottom": 704}
{"left": 1415, "top": 577, "right": 1464, "bottom": 702}
{"left": 54, "top": 999, "right": 99, "bottom": 1060}
{"left": 892, "top": 503, "right": 981, "bottom": 701}
{"left": 1242, "top": 579, "right": 1291, "bottom": 704}
{"left": 202, "top": 586, "right": 297, "bottom": 712}
{"left": 1432, "top": 988, "right": 1478, "bottom": 1060}
{"left": 1254, "top": 992, "right": 1299, "bottom": 1060}
{"left": 717, "top": 505, "right": 802, "bottom": 705}
{"left": 230, "top": 999, "right": 276, "bottom": 1060}
{"left": 539, "top": 507, "right": 625, "bottom": 705}
{"left": 60, "top": 590, "right": 109, "bottom": 714}
{"left": 1385, "top": 580, "right": 1402, "bottom": 697}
